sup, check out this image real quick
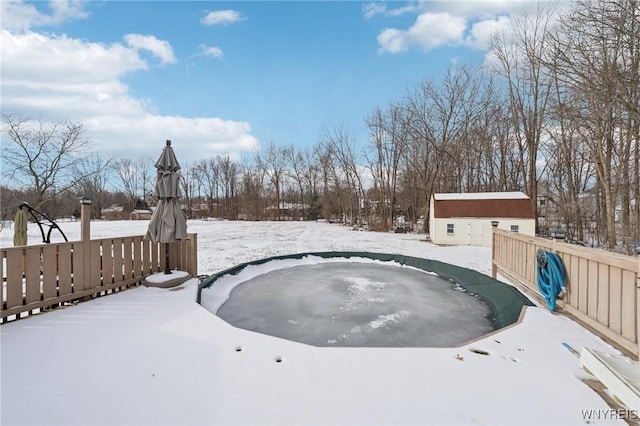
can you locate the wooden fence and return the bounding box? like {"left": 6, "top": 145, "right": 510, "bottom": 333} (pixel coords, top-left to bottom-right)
{"left": 1, "top": 203, "right": 198, "bottom": 323}
{"left": 492, "top": 228, "right": 639, "bottom": 358}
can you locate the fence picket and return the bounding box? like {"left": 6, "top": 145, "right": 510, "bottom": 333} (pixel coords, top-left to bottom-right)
{"left": 24, "top": 248, "right": 40, "bottom": 304}
{"left": 42, "top": 245, "right": 57, "bottom": 300}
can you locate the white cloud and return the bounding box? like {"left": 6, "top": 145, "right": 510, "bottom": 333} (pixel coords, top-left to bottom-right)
{"left": 377, "top": 28, "right": 408, "bottom": 53}
{"left": 1, "top": 29, "right": 259, "bottom": 161}
{"left": 362, "top": 1, "right": 419, "bottom": 19}
{"left": 378, "top": 12, "right": 465, "bottom": 53}
{"left": 408, "top": 13, "right": 466, "bottom": 50}
{"left": 2, "top": 30, "right": 147, "bottom": 84}
{"left": 0, "top": 0, "right": 88, "bottom": 31}
{"left": 362, "top": 3, "right": 387, "bottom": 19}
{"left": 200, "top": 10, "right": 244, "bottom": 26}
{"left": 372, "top": 1, "right": 557, "bottom": 54}
{"left": 467, "top": 16, "right": 511, "bottom": 49}
{"left": 123, "top": 34, "right": 176, "bottom": 65}
{"left": 199, "top": 45, "right": 224, "bottom": 59}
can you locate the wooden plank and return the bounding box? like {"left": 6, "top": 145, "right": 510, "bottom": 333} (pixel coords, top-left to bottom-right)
{"left": 170, "top": 242, "right": 180, "bottom": 271}
{"left": 123, "top": 238, "right": 133, "bottom": 280}
{"left": 90, "top": 240, "right": 102, "bottom": 289}
{"left": 5, "top": 250, "right": 23, "bottom": 310}
{"left": 527, "top": 243, "right": 536, "bottom": 284}
{"left": 568, "top": 254, "right": 579, "bottom": 308}
{"left": 103, "top": 240, "right": 114, "bottom": 285}
{"left": 187, "top": 234, "right": 197, "bottom": 276}
{"left": 608, "top": 267, "right": 623, "bottom": 334}
{"left": 58, "top": 245, "right": 72, "bottom": 297}
{"left": 620, "top": 270, "right": 637, "bottom": 342}
{"left": 141, "top": 239, "right": 151, "bottom": 276}
{"left": 42, "top": 245, "right": 58, "bottom": 300}
{"left": 132, "top": 237, "right": 142, "bottom": 279}
{"left": 578, "top": 257, "right": 589, "bottom": 313}
{"left": 24, "top": 248, "right": 41, "bottom": 304}
{"left": 596, "top": 262, "right": 609, "bottom": 326}
{"left": 151, "top": 241, "right": 159, "bottom": 273}
{"left": 72, "top": 243, "right": 85, "bottom": 292}
{"left": 587, "top": 260, "right": 599, "bottom": 320}
{"left": 113, "top": 239, "right": 124, "bottom": 282}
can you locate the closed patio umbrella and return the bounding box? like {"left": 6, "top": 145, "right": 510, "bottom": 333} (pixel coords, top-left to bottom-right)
{"left": 13, "top": 207, "right": 28, "bottom": 246}
{"left": 145, "top": 140, "right": 188, "bottom": 274}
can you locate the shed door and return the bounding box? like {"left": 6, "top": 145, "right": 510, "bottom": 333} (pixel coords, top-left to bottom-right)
{"left": 467, "top": 223, "right": 484, "bottom": 246}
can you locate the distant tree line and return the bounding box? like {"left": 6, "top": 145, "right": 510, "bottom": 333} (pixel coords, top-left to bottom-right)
{"left": 1, "top": 0, "right": 638, "bottom": 253}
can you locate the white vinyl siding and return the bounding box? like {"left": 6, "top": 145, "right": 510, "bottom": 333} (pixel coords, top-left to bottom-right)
{"left": 430, "top": 217, "right": 535, "bottom": 247}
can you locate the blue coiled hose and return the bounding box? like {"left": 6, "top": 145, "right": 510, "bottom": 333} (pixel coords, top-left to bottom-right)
{"left": 536, "top": 250, "right": 566, "bottom": 311}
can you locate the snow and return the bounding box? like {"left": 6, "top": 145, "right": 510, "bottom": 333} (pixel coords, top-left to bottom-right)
{"left": 0, "top": 219, "right": 630, "bottom": 425}
{"left": 434, "top": 191, "right": 529, "bottom": 200}
{"left": 145, "top": 270, "right": 190, "bottom": 284}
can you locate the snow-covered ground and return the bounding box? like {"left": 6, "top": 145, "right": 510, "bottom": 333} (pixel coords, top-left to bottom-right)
{"left": 0, "top": 219, "right": 631, "bottom": 425}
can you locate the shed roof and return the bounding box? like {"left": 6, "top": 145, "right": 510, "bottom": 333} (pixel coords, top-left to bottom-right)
{"left": 433, "top": 191, "right": 528, "bottom": 200}
{"left": 432, "top": 192, "right": 534, "bottom": 219}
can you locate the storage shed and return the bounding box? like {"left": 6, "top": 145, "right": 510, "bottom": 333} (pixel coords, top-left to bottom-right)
{"left": 130, "top": 209, "right": 153, "bottom": 220}
{"left": 429, "top": 192, "right": 535, "bottom": 247}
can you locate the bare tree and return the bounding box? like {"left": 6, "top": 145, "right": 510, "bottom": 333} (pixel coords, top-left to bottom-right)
{"left": 547, "top": 0, "right": 640, "bottom": 249}
{"left": 238, "top": 158, "right": 265, "bottom": 220}
{"left": 489, "top": 3, "right": 556, "bottom": 232}
{"left": 218, "top": 155, "right": 239, "bottom": 219}
{"left": 285, "top": 145, "right": 308, "bottom": 218}
{"left": 113, "top": 158, "right": 140, "bottom": 211}
{"left": 71, "top": 153, "right": 114, "bottom": 218}
{"left": 321, "top": 123, "right": 366, "bottom": 226}
{"left": 2, "top": 114, "right": 91, "bottom": 210}
{"left": 256, "top": 142, "right": 288, "bottom": 220}
{"left": 402, "top": 64, "right": 488, "bottom": 231}
{"left": 137, "top": 157, "right": 155, "bottom": 206}
{"left": 365, "top": 104, "right": 408, "bottom": 230}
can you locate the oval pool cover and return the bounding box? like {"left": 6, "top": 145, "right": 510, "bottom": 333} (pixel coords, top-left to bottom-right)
{"left": 216, "top": 262, "right": 492, "bottom": 347}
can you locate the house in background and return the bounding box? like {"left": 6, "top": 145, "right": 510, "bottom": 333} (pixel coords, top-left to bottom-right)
{"left": 130, "top": 209, "right": 153, "bottom": 220}
{"left": 100, "top": 205, "right": 125, "bottom": 220}
{"left": 429, "top": 192, "right": 535, "bottom": 247}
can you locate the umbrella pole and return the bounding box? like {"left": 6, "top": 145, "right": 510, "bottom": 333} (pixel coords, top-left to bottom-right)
{"left": 164, "top": 243, "right": 171, "bottom": 274}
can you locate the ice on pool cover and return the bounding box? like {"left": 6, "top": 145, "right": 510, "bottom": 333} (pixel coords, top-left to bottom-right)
{"left": 210, "top": 262, "right": 494, "bottom": 347}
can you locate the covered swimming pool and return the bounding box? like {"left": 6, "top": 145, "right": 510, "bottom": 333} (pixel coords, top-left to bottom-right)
{"left": 198, "top": 252, "right": 535, "bottom": 348}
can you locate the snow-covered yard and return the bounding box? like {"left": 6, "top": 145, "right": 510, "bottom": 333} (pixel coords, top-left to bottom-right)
{"left": 0, "top": 220, "right": 629, "bottom": 425}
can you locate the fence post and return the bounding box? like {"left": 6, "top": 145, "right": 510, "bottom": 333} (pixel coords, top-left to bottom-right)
{"left": 81, "top": 199, "right": 92, "bottom": 291}
{"left": 491, "top": 221, "right": 499, "bottom": 279}
{"left": 189, "top": 233, "right": 198, "bottom": 277}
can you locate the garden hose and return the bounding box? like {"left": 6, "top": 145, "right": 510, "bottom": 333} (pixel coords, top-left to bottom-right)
{"left": 536, "top": 249, "right": 566, "bottom": 311}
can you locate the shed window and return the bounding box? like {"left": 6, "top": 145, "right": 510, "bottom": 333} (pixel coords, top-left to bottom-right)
{"left": 446, "top": 224, "right": 454, "bottom": 235}
{"left": 510, "top": 225, "right": 519, "bottom": 233}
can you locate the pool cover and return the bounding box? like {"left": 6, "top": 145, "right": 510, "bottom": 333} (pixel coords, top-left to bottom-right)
{"left": 198, "top": 251, "right": 534, "bottom": 332}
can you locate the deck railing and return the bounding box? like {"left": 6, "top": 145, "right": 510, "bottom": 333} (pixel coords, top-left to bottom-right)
{"left": 1, "top": 202, "right": 198, "bottom": 322}
{"left": 492, "top": 228, "right": 639, "bottom": 358}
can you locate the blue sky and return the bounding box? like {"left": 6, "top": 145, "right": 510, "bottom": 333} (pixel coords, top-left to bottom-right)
{"left": 1, "top": 0, "right": 540, "bottom": 163}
